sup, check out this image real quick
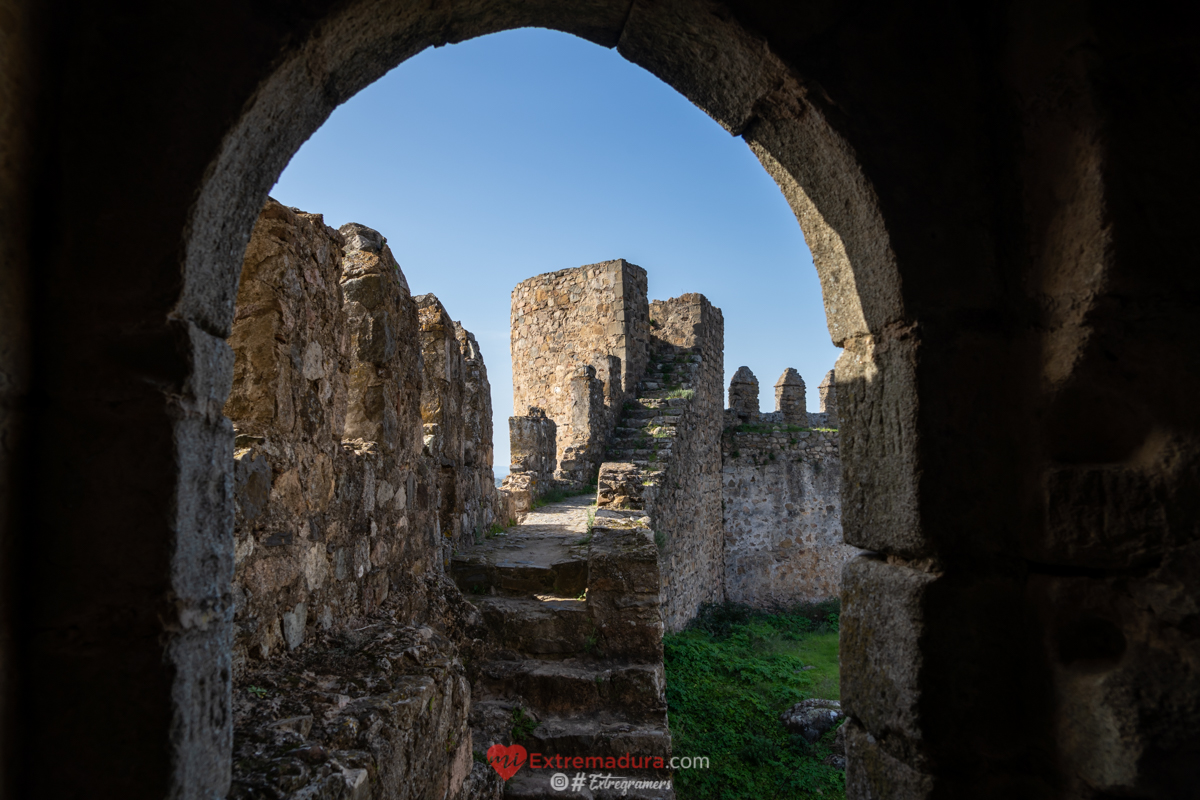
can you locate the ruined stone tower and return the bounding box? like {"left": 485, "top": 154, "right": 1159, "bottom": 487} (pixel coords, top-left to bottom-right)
{"left": 509, "top": 259, "right": 650, "bottom": 485}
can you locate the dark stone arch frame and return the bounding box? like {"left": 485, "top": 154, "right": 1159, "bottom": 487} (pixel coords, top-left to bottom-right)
{"left": 2, "top": 1, "right": 1197, "bottom": 798}
{"left": 179, "top": 5, "right": 906, "bottom": 794}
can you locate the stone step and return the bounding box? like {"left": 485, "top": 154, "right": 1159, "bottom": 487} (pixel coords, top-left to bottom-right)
{"left": 622, "top": 410, "right": 683, "bottom": 422}
{"left": 636, "top": 390, "right": 691, "bottom": 400}
{"left": 526, "top": 713, "right": 671, "bottom": 758}
{"left": 608, "top": 438, "right": 674, "bottom": 451}
{"left": 607, "top": 437, "right": 673, "bottom": 450}
{"left": 605, "top": 453, "right": 670, "bottom": 466}
{"left": 613, "top": 425, "right": 678, "bottom": 437}
{"left": 626, "top": 419, "right": 681, "bottom": 432}
{"left": 451, "top": 553, "right": 588, "bottom": 599}
{"left": 476, "top": 596, "right": 591, "bottom": 657}
{"left": 477, "top": 660, "right": 666, "bottom": 719}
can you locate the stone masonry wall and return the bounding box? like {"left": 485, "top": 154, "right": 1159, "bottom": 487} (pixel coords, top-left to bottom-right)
{"left": 510, "top": 260, "right": 650, "bottom": 483}
{"left": 721, "top": 424, "right": 858, "bottom": 605}
{"left": 645, "top": 294, "right": 725, "bottom": 631}
{"left": 226, "top": 200, "right": 500, "bottom": 671}
{"left": 499, "top": 408, "right": 556, "bottom": 512}
{"left": 455, "top": 322, "right": 510, "bottom": 533}
{"left": 417, "top": 294, "right": 466, "bottom": 563}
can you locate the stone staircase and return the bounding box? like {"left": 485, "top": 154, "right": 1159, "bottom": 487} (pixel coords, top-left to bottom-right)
{"left": 450, "top": 497, "right": 674, "bottom": 799}
{"left": 597, "top": 349, "right": 702, "bottom": 511}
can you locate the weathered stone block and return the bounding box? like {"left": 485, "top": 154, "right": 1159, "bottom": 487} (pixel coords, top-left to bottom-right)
{"left": 836, "top": 334, "right": 925, "bottom": 557}
{"left": 773, "top": 367, "right": 808, "bottom": 426}
{"left": 727, "top": 365, "right": 759, "bottom": 424}
{"left": 844, "top": 718, "right": 935, "bottom": 800}
{"left": 587, "top": 526, "right": 664, "bottom": 660}
{"left": 840, "top": 553, "right": 936, "bottom": 769}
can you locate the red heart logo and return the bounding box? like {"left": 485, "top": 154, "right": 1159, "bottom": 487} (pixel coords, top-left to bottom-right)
{"left": 486, "top": 743, "right": 527, "bottom": 781}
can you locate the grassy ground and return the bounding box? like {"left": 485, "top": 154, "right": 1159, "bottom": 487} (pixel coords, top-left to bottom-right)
{"left": 663, "top": 601, "right": 846, "bottom": 799}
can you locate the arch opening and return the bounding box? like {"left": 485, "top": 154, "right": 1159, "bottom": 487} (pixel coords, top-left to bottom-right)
{"left": 180, "top": 3, "right": 911, "bottom": 796}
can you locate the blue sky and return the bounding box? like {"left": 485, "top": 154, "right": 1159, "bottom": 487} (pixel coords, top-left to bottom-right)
{"left": 271, "top": 28, "right": 840, "bottom": 473}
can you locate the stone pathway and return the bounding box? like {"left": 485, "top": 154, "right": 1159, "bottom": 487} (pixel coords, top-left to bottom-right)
{"left": 451, "top": 495, "right": 674, "bottom": 800}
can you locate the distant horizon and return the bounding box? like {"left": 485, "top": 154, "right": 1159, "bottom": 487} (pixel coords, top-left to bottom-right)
{"left": 272, "top": 28, "right": 841, "bottom": 473}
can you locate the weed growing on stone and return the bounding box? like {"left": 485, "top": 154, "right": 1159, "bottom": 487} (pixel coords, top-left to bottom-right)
{"left": 510, "top": 707, "right": 538, "bottom": 741}
{"left": 654, "top": 530, "right": 666, "bottom": 550}
{"left": 665, "top": 388, "right": 695, "bottom": 399}
{"left": 664, "top": 601, "right": 844, "bottom": 799}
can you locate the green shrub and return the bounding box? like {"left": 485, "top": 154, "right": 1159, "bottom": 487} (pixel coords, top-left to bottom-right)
{"left": 510, "top": 707, "right": 538, "bottom": 741}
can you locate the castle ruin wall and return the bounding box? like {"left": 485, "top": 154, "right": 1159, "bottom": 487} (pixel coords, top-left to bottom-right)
{"left": 510, "top": 260, "right": 650, "bottom": 484}
{"left": 721, "top": 370, "right": 857, "bottom": 606}
{"left": 500, "top": 408, "right": 557, "bottom": 512}
{"left": 644, "top": 294, "right": 726, "bottom": 631}
{"left": 225, "top": 200, "right": 500, "bottom": 670}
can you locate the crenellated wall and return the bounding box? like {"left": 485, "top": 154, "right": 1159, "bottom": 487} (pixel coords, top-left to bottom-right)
{"left": 510, "top": 260, "right": 650, "bottom": 484}
{"left": 226, "top": 199, "right": 502, "bottom": 670}
{"left": 720, "top": 368, "right": 854, "bottom": 607}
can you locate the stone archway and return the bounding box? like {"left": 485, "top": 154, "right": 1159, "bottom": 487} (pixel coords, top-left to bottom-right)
{"left": 180, "top": 4, "right": 906, "bottom": 795}
{"left": 4, "top": 1, "right": 1198, "bottom": 798}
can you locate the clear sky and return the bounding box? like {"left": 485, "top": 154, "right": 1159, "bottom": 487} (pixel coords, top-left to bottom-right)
{"left": 271, "top": 28, "right": 840, "bottom": 474}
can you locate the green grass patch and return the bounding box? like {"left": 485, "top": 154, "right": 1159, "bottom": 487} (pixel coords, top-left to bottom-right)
{"left": 665, "top": 388, "right": 695, "bottom": 400}
{"left": 664, "top": 601, "right": 844, "bottom": 799}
